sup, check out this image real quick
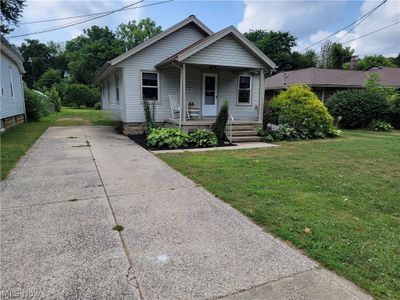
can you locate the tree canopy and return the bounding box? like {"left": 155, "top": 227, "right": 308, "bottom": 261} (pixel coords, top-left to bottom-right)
{"left": 0, "top": 0, "right": 25, "bottom": 34}
{"left": 116, "top": 18, "right": 162, "bottom": 50}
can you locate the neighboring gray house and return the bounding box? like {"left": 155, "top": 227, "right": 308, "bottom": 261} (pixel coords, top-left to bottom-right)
{"left": 97, "top": 15, "right": 276, "bottom": 142}
{"left": 0, "top": 35, "right": 26, "bottom": 131}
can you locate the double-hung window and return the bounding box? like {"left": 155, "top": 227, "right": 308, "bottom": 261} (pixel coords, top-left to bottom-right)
{"left": 115, "top": 74, "right": 120, "bottom": 103}
{"left": 9, "top": 67, "right": 15, "bottom": 98}
{"left": 141, "top": 71, "right": 159, "bottom": 101}
{"left": 237, "top": 75, "right": 252, "bottom": 105}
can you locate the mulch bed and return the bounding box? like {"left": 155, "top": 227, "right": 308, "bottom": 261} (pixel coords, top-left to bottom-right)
{"left": 129, "top": 134, "right": 235, "bottom": 151}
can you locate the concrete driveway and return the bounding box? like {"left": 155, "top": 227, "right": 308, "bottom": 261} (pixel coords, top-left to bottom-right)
{"left": 1, "top": 126, "right": 371, "bottom": 299}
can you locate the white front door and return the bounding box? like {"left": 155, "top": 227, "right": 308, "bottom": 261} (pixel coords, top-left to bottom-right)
{"left": 202, "top": 73, "right": 218, "bottom": 116}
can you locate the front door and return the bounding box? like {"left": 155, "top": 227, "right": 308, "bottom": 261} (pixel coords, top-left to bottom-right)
{"left": 202, "top": 73, "right": 218, "bottom": 116}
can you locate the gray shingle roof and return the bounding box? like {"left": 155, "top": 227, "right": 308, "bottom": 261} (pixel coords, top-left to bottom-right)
{"left": 265, "top": 67, "right": 400, "bottom": 90}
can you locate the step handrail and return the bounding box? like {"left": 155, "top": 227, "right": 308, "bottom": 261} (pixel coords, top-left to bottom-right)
{"left": 225, "top": 113, "right": 234, "bottom": 143}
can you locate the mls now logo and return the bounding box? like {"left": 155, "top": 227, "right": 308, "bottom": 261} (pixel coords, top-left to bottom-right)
{"left": 0, "top": 288, "right": 42, "bottom": 299}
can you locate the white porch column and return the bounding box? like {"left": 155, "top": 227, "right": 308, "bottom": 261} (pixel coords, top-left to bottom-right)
{"left": 179, "top": 65, "right": 183, "bottom": 128}
{"left": 258, "top": 69, "right": 265, "bottom": 123}
{"left": 182, "top": 63, "right": 187, "bottom": 123}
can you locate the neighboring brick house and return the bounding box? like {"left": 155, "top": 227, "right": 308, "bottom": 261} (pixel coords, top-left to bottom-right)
{"left": 0, "top": 35, "right": 26, "bottom": 131}
{"left": 265, "top": 66, "right": 400, "bottom": 103}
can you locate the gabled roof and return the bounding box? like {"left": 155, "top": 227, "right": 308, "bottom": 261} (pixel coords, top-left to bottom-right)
{"left": 0, "top": 35, "right": 25, "bottom": 73}
{"left": 156, "top": 26, "right": 277, "bottom": 69}
{"left": 265, "top": 67, "right": 400, "bottom": 90}
{"left": 112, "top": 15, "right": 212, "bottom": 66}
{"left": 96, "top": 15, "right": 213, "bottom": 81}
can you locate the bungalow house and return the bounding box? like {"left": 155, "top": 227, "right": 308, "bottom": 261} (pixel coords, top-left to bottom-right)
{"left": 97, "top": 15, "right": 276, "bottom": 142}
{"left": 265, "top": 67, "right": 400, "bottom": 103}
{"left": 0, "top": 35, "right": 26, "bottom": 132}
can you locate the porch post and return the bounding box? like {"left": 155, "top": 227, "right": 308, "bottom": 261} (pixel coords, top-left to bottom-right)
{"left": 258, "top": 68, "right": 265, "bottom": 123}
{"left": 179, "top": 66, "right": 183, "bottom": 128}
{"left": 182, "top": 63, "right": 187, "bottom": 123}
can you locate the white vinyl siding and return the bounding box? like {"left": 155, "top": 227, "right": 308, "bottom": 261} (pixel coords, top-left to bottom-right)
{"left": 140, "top": 71, "right": 159, "bottom": 101}
{"left": 0, "top": 52, "right": 25, "bottom": 120}
{"left": 119, "top": 23, "right": 207, "bottom": 122}
{"left": 183, "top": 34, "right": 265, "bottom": 69}
{"left": 100, "top": 69, "right": 124, "bottom": 120}
{"left": 237, "top": 75, "right": 252, "bottom": 105}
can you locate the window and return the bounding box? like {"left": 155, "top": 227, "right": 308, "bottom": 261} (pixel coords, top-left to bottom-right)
{"left": 107, "top": 80, "right": 110, "bottom": 103}
{"left": 237, "top": 75, "right": 252, "bottom": 105}
{"left": 9, "top": 67, "right": 15, "bottom": 98}
{"left": 115, "top": 74, "right": 120, "bottom": 103}
{"left": 141, "top": 71, "right": 159, "bottom": 101}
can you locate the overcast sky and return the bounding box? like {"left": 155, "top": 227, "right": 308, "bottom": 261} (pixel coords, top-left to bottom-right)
{"left": 6, "top": 0, "right": 400, "bottom": 57}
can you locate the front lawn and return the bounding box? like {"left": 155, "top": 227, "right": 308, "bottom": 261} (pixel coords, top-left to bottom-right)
{"left": 158, "top": 131, "right": 400, "bottom": 299}
{"left": 1, "top": 108, "right": 116, "bottom": 180}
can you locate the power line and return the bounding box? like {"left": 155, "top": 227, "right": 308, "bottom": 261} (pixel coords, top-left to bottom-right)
{"left": 341, "top": 20, "right": 400, "bottom": 45}
{"left": 300, "top": 0, "right": 388, "bottom": 52}
{"left": 336, "top": 0, "right": 387, "bottom": 43}
{"left": 9, "top": 0, "right": 173, "bottom": 39}
{"left": 20, "top": 0, "right": 173, "bottom": 25}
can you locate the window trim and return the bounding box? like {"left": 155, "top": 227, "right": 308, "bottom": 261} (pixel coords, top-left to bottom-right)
{"left": 140, "top": 71, "right": 160, "bottom": 102}
{"left": 115, "top": 74, "right": 120, "bottom": 104}
{"left": 9, "top": 66, "right": 15, "bottom": 99}
{"left": 237, "top": 74, "right": 252, "bottom": 106}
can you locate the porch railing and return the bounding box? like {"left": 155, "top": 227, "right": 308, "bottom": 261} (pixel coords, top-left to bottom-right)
{"left": 225, "top": 113, "right": 234, "bottom": 143}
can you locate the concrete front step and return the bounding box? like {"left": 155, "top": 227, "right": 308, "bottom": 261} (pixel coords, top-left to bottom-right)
{"left": 232, "top": 125, "right": 259, "bottom": 131}
{"left": 232, "top": 130, "right": 258, "bottom": 136}
{"left": 231, "top": 136, "right": 262, "bottom": 143}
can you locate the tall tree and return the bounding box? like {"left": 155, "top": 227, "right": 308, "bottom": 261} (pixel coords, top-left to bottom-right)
{"left": 291, "top": 50, "right": 318, "bottom": 69}
{"left": 18, "top": 39, "right": 56, "bottom": 88}
{"left": 0, "top": 0, "right": 25, "bottom": 34}
{"left": 245, "top": 30, "right": 297, "bottom": 71}
{"left": 65, "top": 25, "right": 124, "bottom": 84}
{"left": 318, "top": 41, "right": 354, "bottom": 69}
{"left": 116, "top": 18, "right": 162, "bottom": 50}
{"left": 351, "top": 55, "right": 397, "bottom": 70}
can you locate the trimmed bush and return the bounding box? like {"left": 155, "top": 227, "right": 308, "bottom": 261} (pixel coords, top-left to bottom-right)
{"left": 369, "top": 120, "right": 393, "bottom": 132}
{"left": 211, "top": 100, "right": 229, "bottom": 143}
{"left": 267, "top": 85, "right": 336, "bottom": 138}
{"left": 24, "top": 88, "right": 50, "bottom": 121}
{"left": 189, "top": 129, "right": 218, "bottom": 147}
{"left": 63, "top": 83, "right": 100, "bottom": 108}
{"left": 326, "top": 89, "right": 390, "bottom": 129}
{"left": 147, "top": 127, "right": 190, "bottom": 149}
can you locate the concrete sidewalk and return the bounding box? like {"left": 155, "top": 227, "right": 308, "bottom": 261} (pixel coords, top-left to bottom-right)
{"left": 1, "top": 126, "right": 372, "bottom": 299}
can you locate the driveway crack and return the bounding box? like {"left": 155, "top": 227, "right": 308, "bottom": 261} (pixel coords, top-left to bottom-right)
{"left": 82, "top": 128, "right": 144, "bottom": 300}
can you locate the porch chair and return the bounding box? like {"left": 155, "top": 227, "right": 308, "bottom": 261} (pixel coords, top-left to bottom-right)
{"left": 169, "top": 94, "right": 189, "bottom": 120}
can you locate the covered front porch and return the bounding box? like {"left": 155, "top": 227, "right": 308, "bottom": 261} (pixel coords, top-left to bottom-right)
{"left": 157, "top": 62, "right": 265, "bottom": 128}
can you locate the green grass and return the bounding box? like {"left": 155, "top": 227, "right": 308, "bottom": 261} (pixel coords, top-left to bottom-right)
{"left": 158, "top": 131, "right": 400, "bottom": 299}
{"left": 1, "top": 107, "right": 115, "bottom": 180}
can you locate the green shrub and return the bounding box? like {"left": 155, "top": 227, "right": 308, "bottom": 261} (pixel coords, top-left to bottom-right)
{"left": 389, "top": 93, "right": 400, "bottom": 129}
{"left": 369, "top": 120, "right": 393, "bottom": 132}
{"left": 63, "top": 83, "right": 100, "bottom": 108}
{"left": 267, "top": 85, "right": 336, "bottom": 138}
{"left": 189, "top": 130, "right": 218, "bottom": 147}
{"left": 24, "top": 88, "right": 50, "bottom": 121}
{"left": 327, "top": 89, "right": 390, "bottom": 129}
{"left": 45, "top": 86, "right": 62, "bottom": 112}
{"left": 211, "top": 100, "right": 229, "bottom": 142}
{"left": 147, "top": 127, "right": 190, "bottom": 149}
{"left": 142, "top": 99, "right": 156, "bottom": 132}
